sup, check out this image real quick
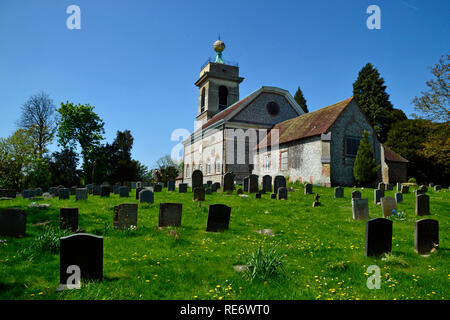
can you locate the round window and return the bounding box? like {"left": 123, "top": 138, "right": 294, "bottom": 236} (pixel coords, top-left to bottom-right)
{"left": 266, "top": 101, "right": 280, "bottom": 116}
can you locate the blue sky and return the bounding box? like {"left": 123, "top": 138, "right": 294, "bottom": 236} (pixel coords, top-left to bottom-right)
{"left": 0, "top": 0, "right": 449, "bottom": 169}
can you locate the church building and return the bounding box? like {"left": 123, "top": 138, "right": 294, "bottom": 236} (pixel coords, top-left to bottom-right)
{"left": 182, "top": 39, "right": 408, "bottom": 187}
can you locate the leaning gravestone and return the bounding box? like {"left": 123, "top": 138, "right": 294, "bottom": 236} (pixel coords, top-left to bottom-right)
{"left": 193, "top": 187, "right": 205, "bottom": 201}
{"left": 59, "top": 233, "right": 103, "bottom": 289}
{"left": 414, "top": 219, "right": 439, "bottom": 255}
{"left": 113, "top": 203, "right": 138, "bottom": 229}
{"left": 59, "top": 188, "right": 70, "bottom": 200}
{"left": 304, "top": 183, "right": 313, "bottom": 195}
{"left": 262, "top": 175, "right": 272, "bottom": 193}
{"left": 100, "top": 186, "right": 110, "bottom": 197}
{"left": 119, "top": 186, "right": 129, "bottom": 198}
{"left": 223, "top": 172, "right": 234, "bottom": 193}
{"left": 351, "top": 190, "right": 361, "bottom": 199}
{"left": 179, "top": 183, "right": 188, "bottom": 193}
{"left": 395, "top": 192, "right": 403, "bottom": 203}
{"left": 60, "top": 208, "right": 79, "bottom": 232}
{"left": 365, "top": 218, "right": 392, "bottom": 257}
{"left": 334, "top": 187, "right": 344, "bottom": 198}
{"left": 277, "top": 187, "right": 288, "bottom": 200}
{"left": 135, "top": 187, "right": 144, "bottom": 200}
{"left": 167, "top": 181, "right": 175, "bottom": 191}
{"left": 206, "top": 204, "right": 231, "bottom": 232}
{"left": 0, "top": 209, "right": 26, "bottom": 237}
{"left": 274, "top": 176, "right": 286, "bottom": 194}
{"left": 380, "top": 196, "right": 397, "bottom": 217}
{"left": 158, "top": 203, "right": 182, "bottom": 227}
{"left": 243, "top": 177, "right": 249, "bottom": 193}
{"left": 249, "top": 174, "right": 259, "bottom": 193}
{"left": 374, "top": 189, "right": 384, "bottom": 204}
{"left": 76, "top": 188, "right": 88, "bottom": 201}
{"left": 352, "top": 198, "right": 369, "bottom": 220}
{"left": 415, "top": 194, "right": 430, "bottom": 216}
{"left": 192, "top": 170, "right": 203, "bottom": 190}
{"left": 139, "top": 189, "right": 154, "bottom": 204}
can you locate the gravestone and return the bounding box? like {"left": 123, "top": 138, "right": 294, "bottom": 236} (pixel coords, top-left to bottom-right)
{"left": 395, "top": 192, "right": 403, "bottom": 203}
{"left": 139, "top": 189, "right": 154, "bottom": 204}
{"left": 270, "top": 193, "right": 277, "bottom": 199}
{"left": 277, "top": 187, "right": 288, "bottom": 200}
{"left": 212, "top": 182, "right": 220, "bottom": 192}
{"left": 70, "top": 187, "right": 77, "bottom": 196}
{"left": 205, "top": 188, "right": 212, "bottom": 195}
{"left": 206, "top": 204, "right": 231, "bottom": 232}
{"left": 193, "top": 187, "right": 205, "bottom": 201}
{"left": 414, "top": 219, "right": 439, "bottom": 255}
{"left": 100, "top": 186, "right": 110, "bottom": 197}
{"left": 365, "top": 218, "right": 392, "bottom": 257}
{"left": 86, "top": 184, "right": 93, "bottom": 195}
{"left": 255, "top": 193, "right": 261, "bottom": 199}
{"left": 131, "top": 182, "right": 136, "bottom": 189}
{"left": 396, "top": 183, "right": 402, "bottom": 192}
{"left": 386, "top": 184, "right": 393, "bottom": 191}
{"left": 192, "top": 170, "right": 203, "bottom": 190}
{"left": 49, "top": 187, "right": 58, "bottom": 196}
{"left": 93, "top": 185, "right": 101, "bottom": 196}
{"left": 179, "top": 183, "right": 188, "bottom": 193}
{"left": 351, "top": 190, "right": 361, "bottom": 199}
{"left": 158, "top": 203, "right": 182, "bottom": 227}
{"left": 429, "top": 182, "right": 434, "bottom": 187}
{"left": 135, "top": 187, "right": 144, "bottom": 200}
{"left": 415, "top": 194, "right": 430, "bottom": 216}
{"left": 223, "top": 172, "right": 234, "bottom": 193}
{"left": 374, "top": 189, "right": 384, "bottom": 204}
{"left": 60, "top": 208, "right": 79, "bottom": 232}
{"left": 59, "top": 234, "right": 103, "bottom": 287}
{"left": 262, "top": 175, "right": 272, "bottom": 193}
{"left": 304, "top": 183, "right": 313, "bottom": 195}
{"left": 377, "top": 182, "right": 386, "bottom": 191}
{"left": 113, "top": 184, "right": 120, "bottom": 195}
{"left": 274, "top": 176, "right": 286, "bottom": 194}
{"left": 249, "top": 174, "right": 259, "bottom": 193}
{"left": 206, "top": 180, "right": 212, "bottom": 187}
{"left": 380, "top": 196, "right": 397, "bottom": 217}
{"left": 243, "top": 177, "right": 249, "bottom": 192}
{"left": 401, "top": 185, "right": 409, "bottom": 194}
{"left": 119, "top": 186, "right": 129, "bottom": 198}
{"left": 35, "top": 188, "right": 43, "bottom": 196}
{"left": 153, "top": 184, "right": 162, "bottom": 192}
{"left": 334, "top": 187, "right": 344, "bottom": 198}
{"left": 168, "top": 180, "right": 175, "bottom": 191}
{"left": 76, "top": 188, "right": 88, "bottom": 201}
{"left": 0, "top": 209, "right": 26, "bottom": 237}
{"left": 434, "top": 185, "right": 441, "bottom": 192}
{"left": 113, "top": 203, "right": 138, "bottom": 229}
{"left": 352, "top": 198, "right": 369, "bottom": 220}
{"left": 59, "top": 188, "right": 70, "bottom": 200}
{"left": 136, "top": 182, "right": 142, "bottom": 189}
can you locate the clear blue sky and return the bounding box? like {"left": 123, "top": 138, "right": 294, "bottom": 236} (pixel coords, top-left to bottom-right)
{"left": 1, "top": 0, "right": 449, "bottom": 169}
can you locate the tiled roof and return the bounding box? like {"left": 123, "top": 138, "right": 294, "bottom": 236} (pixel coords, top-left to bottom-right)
{"left": 257, "top": 97, "right": 354, "bottom": 148}
{"left": 383, "top": 145, "right": 409, "bottom": 163}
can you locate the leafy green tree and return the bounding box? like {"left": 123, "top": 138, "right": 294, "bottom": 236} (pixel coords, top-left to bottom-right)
{"left": 27, "top": 158, "right": 51, "bottom": 188}
{"left": 49, "top": 148, "right": 81, "bottom": 187}
{"left": 155, "top": 155, "right": 179, "bottom": 185}
{"left": 57, "top": 102, "right": 105, "bottom": 180}
{"left": 353, "top": 131, "right": 379, "bottom": 186}
{"left": 294, "top": 86, "right": 309, "bottom": 113}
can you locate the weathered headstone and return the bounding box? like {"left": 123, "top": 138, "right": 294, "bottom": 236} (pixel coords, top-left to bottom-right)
{"left": 374, "top": 189, "right": 384, "bottom": 204}
{"left": 153, "top": 184, "right": 162, "bottom": 192}
{"left": 70, "top": 187, "right": 77, "bottom": 196}
{"left": 167, "top": 180, "right": 175, "bottom": 191}
{"left": 119, "top": 186, "right": 129, "bottom": 198}
{"left": 223, "top": 172, "right": 234, "bottom": 193}
{"left": 192, "top": 170, "right": 203, "bottom": 190}
{"left": 193, "top": 187, "right": 205, "bottom": 201}
{"left": 113, "top": 184, "right": 120, "bottom": 195}
{"left": 352, "top": 198, "right": 369, "bottom": 220}
{"left": 60, "top": 208, "right": 79, "bottom": 232}
{"left": 100, "top": 185, "right": 110, "bottom": 197}
{"left": 212, "top": 182, "right": 220, "bottom": 192}
{"left": 59, "top": 188, "right": 70, "bottom": 200}
{"left": 396, "top": 183, "right": 402, "bottom": 192}
{"left": 76, "top": 188, "right": 88, "bottom": 201}
{"left": 35, "top": 188, "right": 43, "bottom": 196}
{"left": 351, "top": 190, "right": 361, "bottom": 199}
{"left": 205, "top": 188, "right": 212, "bottom": 195}
{"left": 179, "top": 183, "right": 188, "bottom": 193}
{"left": 243, "top": 177, "right": 249, "bottom": 193}
{"left": 401, "top": 185, "right": 409, "bottom": 194}
{"left": 365, "top": 218, "right": 392, "bottom": 257}
{"left": 139, "top": 189, "right": 154, "bottom": 204}
{"left": 262, "top": 175, "right": 272, "bottom": 193}
{"left": 277, "top": 187, "right": 288, "bottom": 200}
{"left": 377, "top": 182, "right": 386, "bottom": 191}
{"left": 415, "top": 194, "right": 430, "bottom": 216}
{"left": 59, "top": 234, "right": 103, "bottom": 288}
{"left": 434, "top": 185, "right": 441, "bottom": 192}
{"left": 113, "top": 203, "right": 138, "bottom": 229}
{"left": 415, "top": 219, "right": 439, "bottom": 255}
{"left": 86, "top": 184, "right": 93, "bottom": 195}
{"left": 334, "top": 187, "right": 344, "bottom": 198}
{"left": 395, "top": 192, "right": 403, "bottom": 203}
{"left": 135, "top": 187, "right": 144, "bottom": 200}
{"left": 274, "top": 176, "right": 286, "bottom": 194}
{"left": 158, "top": 203, "right": 182, "bottom": 227}
{"left": 93, "top": 184, "right": 101, "bottom": 196}
{"left": 49, "top": 187, "right": 58, "bottom": 196}
{"left": 206, "top": 204, "right": 231, "bottom": 232}
{"left": 429, "top": 182, "right": 434, "bottom": 187}
{"left": 255, "top": 193, "right": 261, "bottom": 199}
{"left": 0, "top": 209, "right": 26, "bottom": 237}
{"left": 304, "top": 183, "right": 313, "bottom": 195}
{"left": 380, "top": 196, "right": 397, "bottom": 217}
{"left": 386, "top": 184, "right": 393, "bottom": 191}
{"left": 270, "top": 193, "right": 277, "bottom": 199}
{"left": 249, "top": 174, "right": 259, "bottom": 193}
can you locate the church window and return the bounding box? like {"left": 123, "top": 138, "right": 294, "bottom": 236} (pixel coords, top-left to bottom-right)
{"left": 280, "top": 151, "right": 288, "bottom": 171}
{"left": 199, "top": 163, "right": 203, "bottom": 172}
{"left": 266, "top": 101, "right": 280, "bottom": 116}
{"left": 215, "top": 158, "right": 221, "bottom": 173}
{"left": 206, "top": 159, "right": 211, "bottom": 175}
{"left": 201, "top": 88, "right": 206, "bottom": 113}
{"left": 345, "top": 137, "right": 361, "bottom": 157}
{"left": 218, "top": 86, "right": 228, "bottom": 110}
{"left": 264, "top": 155, "right": 271, "bottom": 172}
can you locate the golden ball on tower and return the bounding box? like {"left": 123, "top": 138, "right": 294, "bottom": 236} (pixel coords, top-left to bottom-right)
{"left": 213, "top": 40, "right": 225, "bottom": 52}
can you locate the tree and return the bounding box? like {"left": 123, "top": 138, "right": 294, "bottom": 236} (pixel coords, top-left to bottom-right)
{"left": 27, "top": 158, "right": 51, "bottom": 189}
{"left": 353, "top": 63, "right": 395, "bottom": 141}
{"left": 49, "top": 148, "right": 82, "bottom": 187}
{"left": 17, "top": 92, "right": 57, "bottom": 157}
{"left": 353, "top": 131, "right": 379, "bottom": 186}
{"left": 155, "top": 155, "right": 179, "bottom": 185}
{"left": 57, "top": 102, "right": 105, "bottom": 180}
{"left": 412, "top": 54, "right": 449, "bottom": 122}
{"left": 294, "top": 86, "right": 309, "bottom": 113}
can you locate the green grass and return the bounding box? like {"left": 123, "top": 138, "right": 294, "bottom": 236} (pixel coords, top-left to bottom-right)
{"left": 0, "top": 185, "right": 448, "bottom": 300}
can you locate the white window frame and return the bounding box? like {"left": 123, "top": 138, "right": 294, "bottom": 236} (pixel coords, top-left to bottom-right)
{"left": 264, "top": 155, "right": 271, "bottom": 173}
{"left": 280, "top": 151, "right": 288, "bottom": 171}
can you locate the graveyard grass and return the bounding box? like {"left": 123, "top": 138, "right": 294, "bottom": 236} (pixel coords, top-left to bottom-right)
{"left": 0, "top": 185, "right": 449, "bottom": 300}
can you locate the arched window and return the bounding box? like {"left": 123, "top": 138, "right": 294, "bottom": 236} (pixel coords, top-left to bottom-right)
{"left": 206, "top": 159, "right": 211, "bottom": 175}
{"left": 200, "top": 87, "right": 206, "bottom": 113}
{"left": 215, "top": 157, "right": 221, "bottom": 173}
{"left": 218, "top": 86, "right": 228, "bottom": 110}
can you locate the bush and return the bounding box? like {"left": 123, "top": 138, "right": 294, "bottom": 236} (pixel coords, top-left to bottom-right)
{"left": 408, "top": 177, "right": 417, "bottom": 184}
{"left": 242, "top": 243, "right": 285, "bottom": 282}
{"left": 18, "top": 226, "right": 71, "bottom": 260}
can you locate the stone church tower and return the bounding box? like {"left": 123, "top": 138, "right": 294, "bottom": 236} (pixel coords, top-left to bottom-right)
{"left": 195, "top": 39, "right": 244, "bottom": 126}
